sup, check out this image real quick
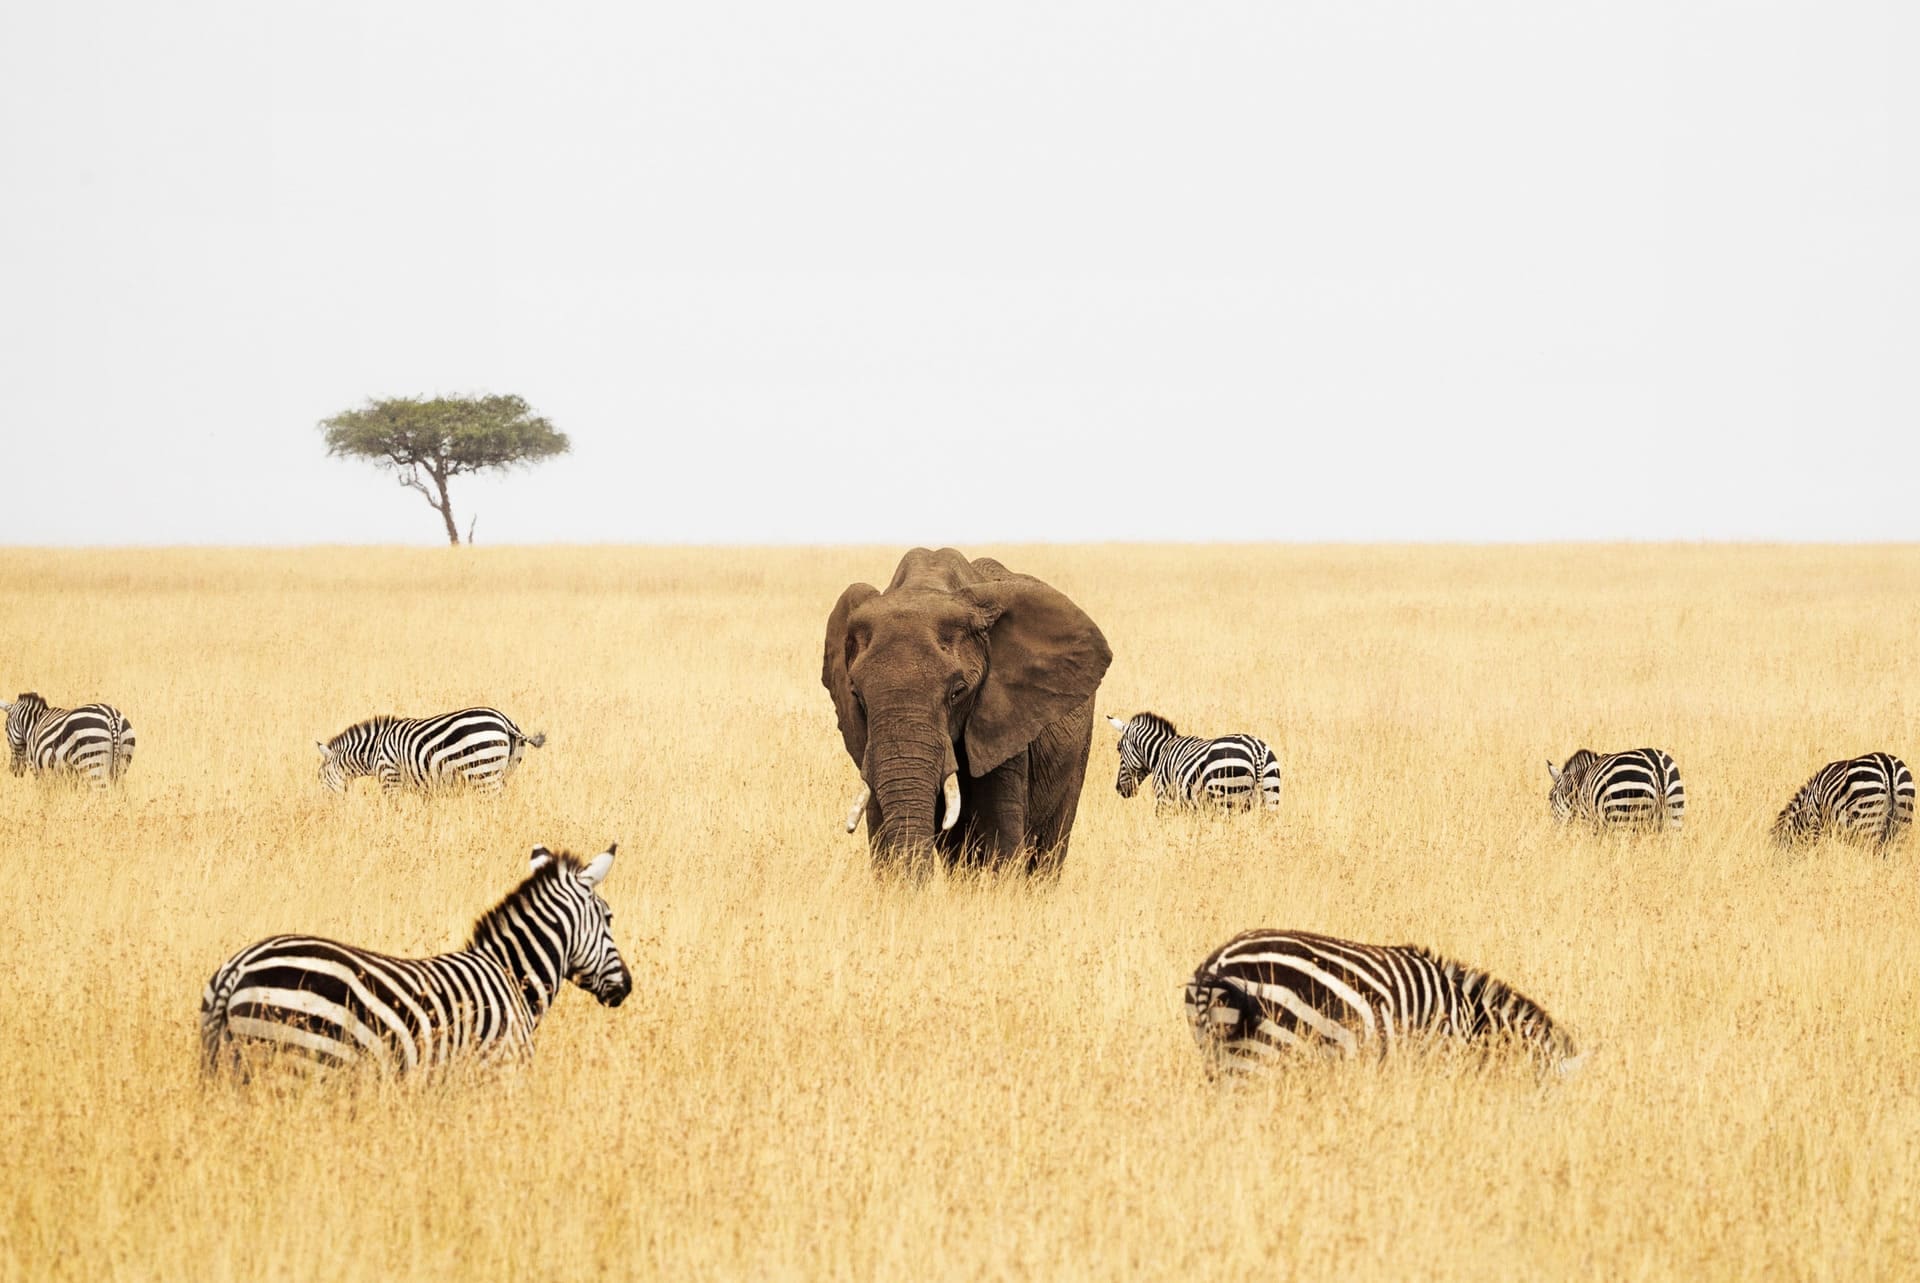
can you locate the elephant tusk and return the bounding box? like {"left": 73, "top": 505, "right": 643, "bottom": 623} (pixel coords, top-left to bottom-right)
{"left": 844, "top": 783, "right": 871, "bottom": 834}
{"left": 940, "top": 772, "right": 961, "bottom": 832}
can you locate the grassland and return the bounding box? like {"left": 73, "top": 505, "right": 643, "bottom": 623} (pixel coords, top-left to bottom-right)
{"left": 2, "top": 544, "right": 1917, "bottom": 1281}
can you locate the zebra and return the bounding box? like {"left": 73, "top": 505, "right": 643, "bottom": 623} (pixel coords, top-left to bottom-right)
{"left": 201, "top": 842, "right": 630, "bottom": 1078}
{"left": 2, "top": 692, "right": 135, "bottom": 788}
{"left": 1185, "top": 928, "right": 1582, "bottom": 1077}
{"left": 1771, "top": 752, "right": 1914, "bottom": 850}
{"left": 1546, "top": 747, "right": 1685, "bottom": 832}
{"left": 315, "top": 707, "right": 545, "bottom": 794}
{"left": 1108, "top": 712, "right": 1281, "bottom": 811}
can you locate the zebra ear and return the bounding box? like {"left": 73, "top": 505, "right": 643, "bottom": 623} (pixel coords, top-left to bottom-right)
{"left": 528, "top": 845, "right": 554, "bottom": 873}
{"left": 580, "top": 845, "right": 616, "bottom": 886}
{"left": 315, "top": 740, "right": 331, "bottom": 758}
{"left": 1107, "top": 716, "right": 1128, "bottom": 733}
{"left": 1545, "top": 759, "right": 1561, "bottom": 782}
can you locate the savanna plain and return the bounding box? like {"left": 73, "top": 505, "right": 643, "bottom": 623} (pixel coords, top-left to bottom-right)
{"left": 2, "top": 544, "right": 1917, "bottom": 1282}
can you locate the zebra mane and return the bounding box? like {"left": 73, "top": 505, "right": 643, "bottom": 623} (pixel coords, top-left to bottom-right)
{"left": 468, "top": 850, "right": 589, "bottom": 949}
{"left": 1129, "top": 711, "right": 1178, "bottom": 737}
{"left": 1558, "top": 749, "right": 1598, "bottom": 778}
{"left": 1433, "top": 950, "right": 1566, "bottom": 1047}
{"left": 1454, "top": 960, "right": 1505, "bottom": 1007}
{"left": 1413, "top": 948, "right": 1504, "bottom": 1010}
{"left": 332, "top": 714, "right": 400, "bottom": 743}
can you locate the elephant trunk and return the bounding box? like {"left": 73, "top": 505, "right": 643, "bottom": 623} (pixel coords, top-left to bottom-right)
{"left": 866, "top": 716, "right": 958, "bottom": 871}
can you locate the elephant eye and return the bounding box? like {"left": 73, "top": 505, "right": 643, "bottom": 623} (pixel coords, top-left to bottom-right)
{"left": 947, "top": 678, "right": 968, "bottom": 703}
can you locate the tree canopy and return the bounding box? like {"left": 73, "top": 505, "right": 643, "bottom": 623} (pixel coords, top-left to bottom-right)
{"left": 320, "top": 394, "right": 569, "bottom": 544}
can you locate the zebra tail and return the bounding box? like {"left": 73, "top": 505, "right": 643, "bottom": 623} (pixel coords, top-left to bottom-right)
{"left": 200, "top": 967, "right": 241, "bottom": 1074}
{"left": 109, "top": 719, "right": 132, "bottom": 782}
{"left": 1660, "top": 755, "right": 1680, "bottom": 831}
{"left": 523, "top": 731, "right": 546, "bottom": 750}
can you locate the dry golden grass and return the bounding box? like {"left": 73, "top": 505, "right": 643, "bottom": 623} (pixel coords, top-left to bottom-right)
{"left": 2, "top": 544, "right": 1918, "bottom": 1281}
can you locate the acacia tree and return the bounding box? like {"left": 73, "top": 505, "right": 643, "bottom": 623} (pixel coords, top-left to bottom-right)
{"left": 320, "top": 394, "right": 569, "bottom": 545}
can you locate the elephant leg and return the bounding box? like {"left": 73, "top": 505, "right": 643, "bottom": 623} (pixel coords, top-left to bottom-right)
{"left": 962, "top": 752, "right": 1031, "bottom": 869}
{"left": 1025, "top": 701, "right": 1096, "bottom": 875}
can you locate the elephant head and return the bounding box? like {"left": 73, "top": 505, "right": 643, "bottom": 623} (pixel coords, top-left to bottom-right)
{"left": 823, "top": 549, "right": 1111, "bottom": 869}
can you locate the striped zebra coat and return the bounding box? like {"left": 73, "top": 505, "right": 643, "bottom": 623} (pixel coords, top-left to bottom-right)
{"left": 1547, "top": 747, "right": 1685, "bottom": 832}
{"left": 1771, "top": 752, "right": 1914, "bottom": 849}
{"left": 1186, "top": 929, "right": 1581, "bottom": 1076}
{"left": 3, "top": 692, "right": 135, "bottom": 788}
{"left": 316, "top": 707, "right": 544, "bottom": 794}
{"left": 1109, "top": 712, "right": 1282, "bottom": 811}
{"left": 201, "top": 844, "right": 630, "bottom": 1078}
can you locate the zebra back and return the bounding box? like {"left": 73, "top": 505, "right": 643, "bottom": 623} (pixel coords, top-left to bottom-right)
{"left": 1186, "top": 929, "right": 1579, "bottom": 1075}
{"left": 201, "top": 843, "right": 630, "bottom": 1078}
{"left": 1771, "top": 752, "right": 1915, "bottom": 849}
{"left": 1548, "top": 747, "right": 1684, "bottom": 832}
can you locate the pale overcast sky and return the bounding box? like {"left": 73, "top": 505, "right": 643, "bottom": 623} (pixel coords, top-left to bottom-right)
{"left": 2, "top": 1, "right": 1914, "bottom": 545}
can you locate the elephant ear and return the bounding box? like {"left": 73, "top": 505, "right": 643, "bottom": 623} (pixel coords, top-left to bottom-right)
{"left": 822, "top": 582, "right": 880, "bottom": 762}
{"left": 961, "top": 576, "right": 1112, "bottom": 777}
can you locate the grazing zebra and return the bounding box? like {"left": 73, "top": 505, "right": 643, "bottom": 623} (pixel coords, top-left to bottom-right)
{"left": 1771, "top": 752, "right": 1914, "bottom": 850}
{"left": 315, "top": 707, "right": 545, "bottom": 794}
{"left": 1186, "top": 928, "right": 1581, "bottom": 1076}
{"left": 1108, "top": 712, "right": 1282, "bottom": 811}
{"left": 3, "top": 692, "right": 135, "bottom": 788}
{"left": 1546, "top": 747, "right": 1685, "bottom": 832}
{"left": 201, "top": 842, "right": 630, "bottom": 1078}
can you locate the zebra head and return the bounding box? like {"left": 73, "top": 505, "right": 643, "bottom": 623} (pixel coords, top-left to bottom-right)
{"left": 1462, "top": 966, "right": 1580, "bottom": 1072}
{"left": 1768, "top": 804, "right": 1809, "bottom": 849}
{"left": 1110, "top": 712, "right": 1174, "bottom": 799}
{"left": 1769, "top": 777, "right": 1822, "bottom": 849}
{"left": 315, "top": 717, "right": 390, "bottom": 793}
{"left": 524, "top": 842, "right": 633, "bottom": 1008}
{"left": 314, "top": 740, "right": 348, "bottom": 792}
{"left": 1183, "top": 973, "right": 1255, "bottom": 1048}
{"left": 1182, "top": 972, "right": 1265, "bottom": 1081}
{"left": 4, "top": 694, "right": 46, "bottom": 775}
{"left": 1546, "top": 750, "right": 1597, "bottom": 821}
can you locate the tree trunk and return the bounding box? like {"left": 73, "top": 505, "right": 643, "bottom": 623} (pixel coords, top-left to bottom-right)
{"left": 432, "top": 467, "right": 460, "bottom": 545}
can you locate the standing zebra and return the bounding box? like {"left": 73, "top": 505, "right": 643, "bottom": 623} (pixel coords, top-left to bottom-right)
{"left": 3, "top": 692, "right": 135, "bottom": 788}
{"left": 1186, "top": 928, "right": 1581, "bottom": 1076}
{"left": 1547, "top": 747, "right": 1685, "bottom": 832}
{"left": 201, "top": 842, "right": 630, "bottom": 1078}
{"left": 1108, "top": 712, "right": 1282, "bottom": 812}
{"left": 316, "top": 707, "right": 545, "bottom": 794}
{"left": 1771, "top": 752, "right": 1914, "bottom": 850}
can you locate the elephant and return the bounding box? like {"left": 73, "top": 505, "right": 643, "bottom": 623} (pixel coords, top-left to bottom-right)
{"left": 822, "top": 548, "right": 1113, "bottom": 875}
